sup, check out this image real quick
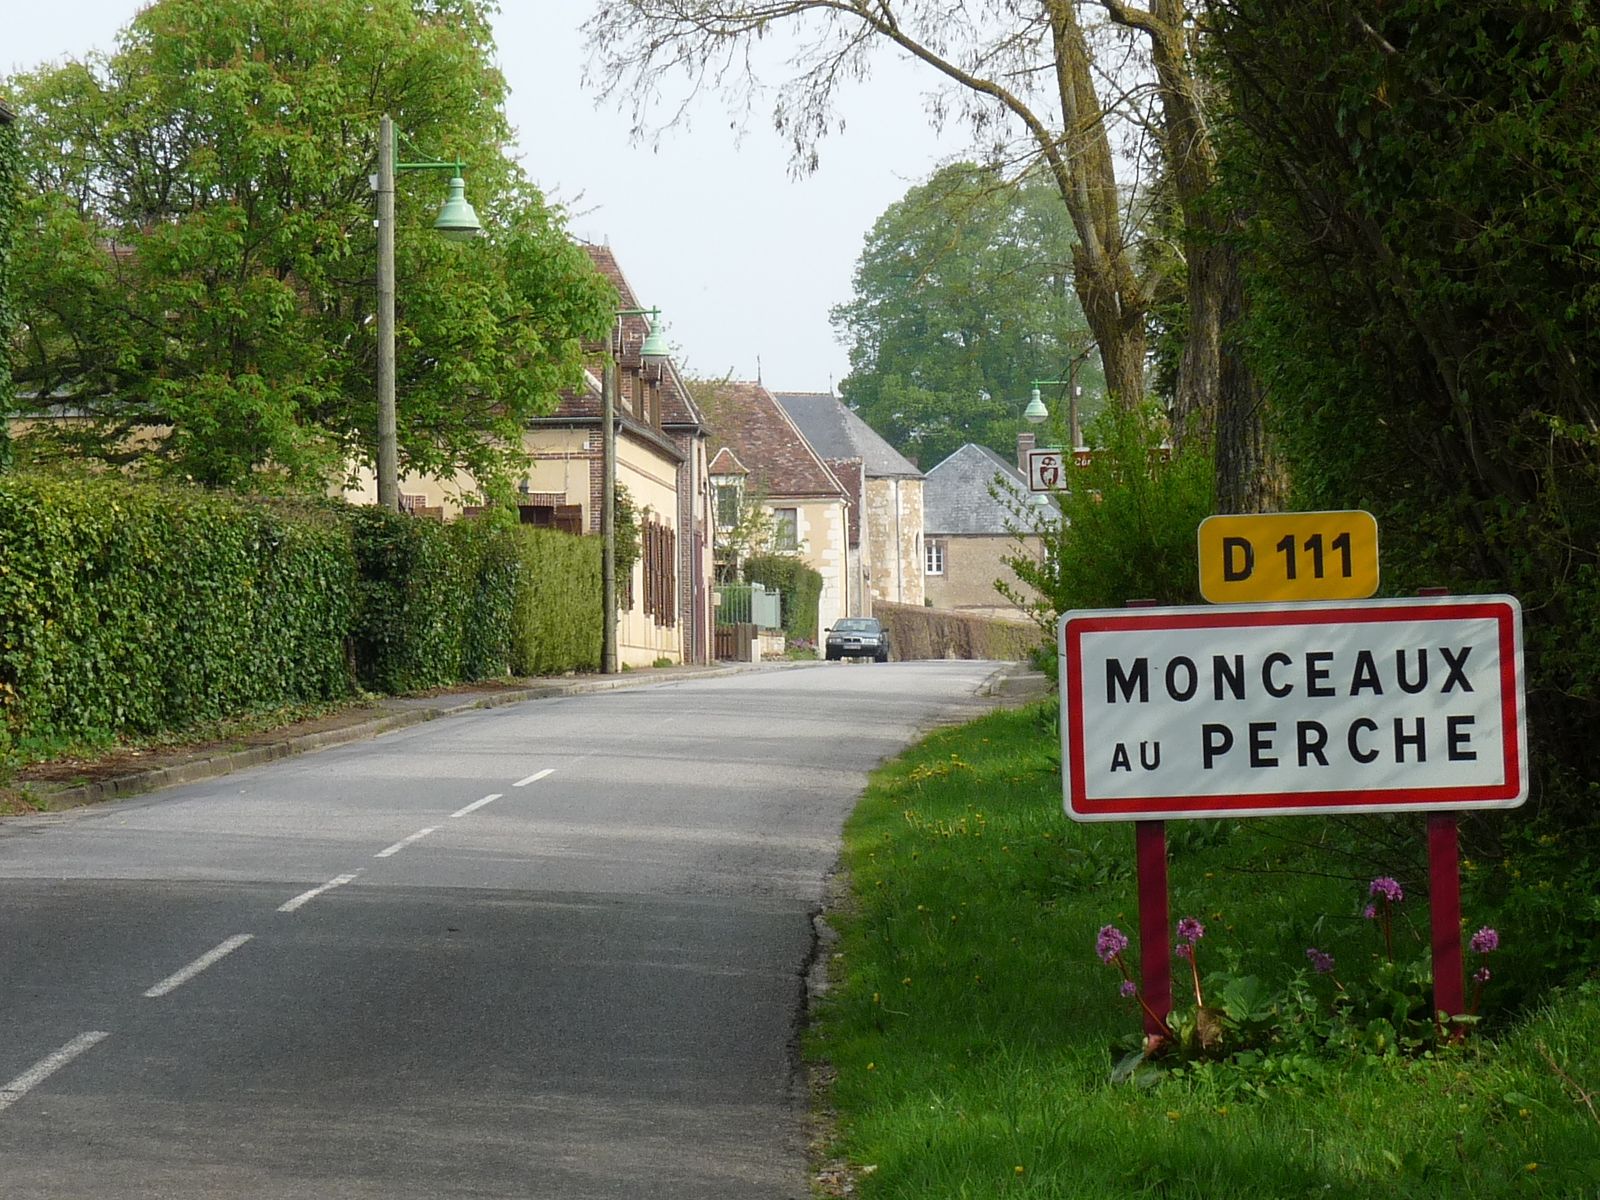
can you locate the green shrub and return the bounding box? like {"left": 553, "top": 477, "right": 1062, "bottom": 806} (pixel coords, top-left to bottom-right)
{"left": 743, "top": 553, "right": 823, "bottom": 643}
{"left": 348, "top": 509, "right": 530, "bottom": 693}
{"left": 509, "top": 527, "right": 602, "bottom": 676}
{"left": 0, "top": 471, "right": 355, "bottom": 753}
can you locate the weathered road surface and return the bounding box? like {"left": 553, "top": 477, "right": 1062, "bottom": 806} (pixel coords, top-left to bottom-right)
{"left": 0, "top": 660, "right": 996, "bottom": 1198}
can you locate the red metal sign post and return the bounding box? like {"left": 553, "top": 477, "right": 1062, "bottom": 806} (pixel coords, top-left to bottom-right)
{"left": 1126, "top": 600, "right": 1172, "bottom": 1044}
{"left": 1135, "top": 820, "right": 1171, "bottom": 1043}
{"left": 1417, "top": 587, "right": 1465, "bottom": 1028}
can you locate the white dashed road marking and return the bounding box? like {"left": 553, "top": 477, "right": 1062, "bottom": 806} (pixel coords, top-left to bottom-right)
{"left": 450, "top": 793, "right": 502, "bottom": 819}
{"left": 375, "top": 827, "right": 437, "bottom": 858}
{"left": 278, "top": 872, "right": 362, "bottom": 913}
{"left": 512, "top": 769, "right": 554, "bottom": 788}
{"left": 143, "top": 934, "right": 254, "bottom": 999}
{"left": 0, "top": 1032, "right": 112, "bottom": 1114}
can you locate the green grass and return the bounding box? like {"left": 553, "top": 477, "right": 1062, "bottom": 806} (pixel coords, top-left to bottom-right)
{"left": 809, "top": 700, "right": 1600, "bottom": 1198}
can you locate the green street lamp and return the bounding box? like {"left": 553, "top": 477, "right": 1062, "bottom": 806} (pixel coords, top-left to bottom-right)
{"left": 600, "top": 306, "right": 670, "bottom": 674}
{"left": 375, "top": 112, "right": 482, "bottom": 510}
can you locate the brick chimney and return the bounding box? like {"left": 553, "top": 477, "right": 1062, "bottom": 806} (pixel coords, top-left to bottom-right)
{"left": 1016, "top": 431, "right": 1036, "bottom": 472}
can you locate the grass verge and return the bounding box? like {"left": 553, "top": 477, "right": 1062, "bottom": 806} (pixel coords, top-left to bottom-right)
{"left": 809, "top": 699, "right": 1600, "bottom": 1198}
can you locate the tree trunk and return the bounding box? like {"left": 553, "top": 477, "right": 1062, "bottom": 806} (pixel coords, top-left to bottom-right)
{"left": 1213, "top": 241, "right": 1283, "bottom": 513}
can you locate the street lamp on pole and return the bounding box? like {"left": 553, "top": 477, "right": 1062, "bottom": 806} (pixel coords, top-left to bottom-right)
{"left": 375, "top": 112, "right": 482, "bottom": 511}
{"left": 601, "top": 307, "right": 670, "bottom": 675}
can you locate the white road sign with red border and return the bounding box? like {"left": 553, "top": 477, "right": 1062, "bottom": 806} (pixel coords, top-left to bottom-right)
{"left": 1057, "top": 595, "right": 1526, "bottom": 821}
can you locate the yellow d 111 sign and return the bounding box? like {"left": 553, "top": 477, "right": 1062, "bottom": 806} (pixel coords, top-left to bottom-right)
{"left": 1198, "top": 511, "right": 1379, "bottom": 603}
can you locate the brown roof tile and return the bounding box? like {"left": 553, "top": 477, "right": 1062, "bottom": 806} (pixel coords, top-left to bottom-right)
{"left": 700, "top": 382, "right": 846, "bottom": 500}
{"left": 827, "top": 457, "right": 865, "bottom": 547}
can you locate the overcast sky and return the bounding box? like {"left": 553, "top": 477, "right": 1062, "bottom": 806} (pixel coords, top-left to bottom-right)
{"left": 5, "top": 2, "right": 969, "bottom": 393}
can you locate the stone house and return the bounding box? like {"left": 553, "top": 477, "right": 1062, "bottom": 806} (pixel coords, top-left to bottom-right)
{"left": 922, "top": 442, "right": 1056, "bottom": 619}
{"left": 700, "top": 382, "right": 853, "bottom": 641}
{"left": 774, "top": 392, "right": 924, "bottom": 609}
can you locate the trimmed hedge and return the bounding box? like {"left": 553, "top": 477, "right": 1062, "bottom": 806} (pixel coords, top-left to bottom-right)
{"left": 0, "top": 108, "right": 17, "bottom": 432}
{"left": 347, "top": 509, "right": 527, "bottom": 694}
{"left": 0, "top": 473, "right": 605, "bottom": 759}
{"left": 0, "top": 472, "right": 356, "bottom": 754}
{"left": 873, "top": 600, "right": 1040, "bottom": 662}
{"left": 743, "top": 553, "right": 823, "bottom": 644}
{"left": 510, "top": 528, "right": 602, "bottom": 676}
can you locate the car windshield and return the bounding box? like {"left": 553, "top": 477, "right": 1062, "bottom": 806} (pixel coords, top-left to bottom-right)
{"left": 833, "top": 620, "right": 879, "bottom": 633}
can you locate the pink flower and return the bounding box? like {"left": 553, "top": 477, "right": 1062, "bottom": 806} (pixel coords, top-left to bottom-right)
{"left": 1369, "top": 876, "right": 1404, "bottom": 903}
{"left": 1096, "top": 924, "right": 1130, "bottom": 964}
{"left": 1120, "top": 980, "right": 1137, "bottom": 998}
{"left": 1362, "top": 904, "right": 1378, "bottom": 920}
{"left": 1305, "top": 947, "right": 1336, "bottom": 975}
{"left": 1176, "top": 916, "right": 1205, "bottom": 944}
{"left": 1470, "top": 927, "right": 1500, "bottom": 955}
{"left": 1175, "top": 942, "right": 1193, "bottom": 960}
{"left": 1473, "top": 966, "right": 1492, "bottom": 984}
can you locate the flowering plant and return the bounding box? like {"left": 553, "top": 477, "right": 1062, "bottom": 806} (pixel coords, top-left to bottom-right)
{"left": 1098, "top": 873, "right": 1506, "bottom": 1075}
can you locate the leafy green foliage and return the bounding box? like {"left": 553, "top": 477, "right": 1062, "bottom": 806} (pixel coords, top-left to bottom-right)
{"left": 1003, "top": 405, "right": 1213, "bottom": 654}
{"left": 743, "top": 553, "right": 822, "bottom": 643}
{"left": 0, "top": 108, "right": 17, "bottom": 453}
{"left": 510, "top": 528, "right": 602, "bottom": 677}
{"left": 0, "top": 474, "right": 604, "bottom": 760}
{"left": 1208, "top": 0, "right": 1600, "bottom": 866}
{"left": 4, "top": 0, "right": 613, "bottom": 490}
{"left": 833, "top": 163, "right": 1099, "bottom": 470}
{"left": 814, "top": 702, "right": 1600, "bottom": 1197}
{"left": 0, "top": 471, "right": 355, "bottom": 756}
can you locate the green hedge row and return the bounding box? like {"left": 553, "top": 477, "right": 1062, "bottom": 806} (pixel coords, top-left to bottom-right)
{"left": 0, "top": 473, "right": 356, "bottom": 754}
{"left": 0, "top": 473, "right": 602, "bottom": 758}
{"left": 743, "top": 553, "right": 823, "bottom": 644}
{"left": 0, "top": 110, "right": 20, "bottom": 460}
{"left": 511, "top": 527, "right": 602, "bottom": 676}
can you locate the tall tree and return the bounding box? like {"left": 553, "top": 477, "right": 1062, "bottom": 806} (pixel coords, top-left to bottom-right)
{"left": 832, "top": 163, "right": 1099, "bottom": 469}
{"left": 585, "top": 0, "right": 1275, "bottom": 511}
{"left": 5, "top": 0, "right": 614, "bottom": 491}
{"left": 1207, "top": 0, "right": 1600, "bottom": 806}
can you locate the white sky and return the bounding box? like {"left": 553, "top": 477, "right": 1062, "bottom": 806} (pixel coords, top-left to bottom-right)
{"left": 4, "top": 1, "right": 970, "bottom": 393}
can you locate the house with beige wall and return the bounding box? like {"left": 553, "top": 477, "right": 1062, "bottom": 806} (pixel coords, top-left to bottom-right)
{"left": 775, "top": 392, "right": 924, "bottom": 610}
{"left": 700, "top": 382, "right": 852, "bottom": 641}
{"left": 342, "top": 243, "right": 716, "bottom": 669}
{"left": 922, "top": 442, "right": 1056, "bottom": 619}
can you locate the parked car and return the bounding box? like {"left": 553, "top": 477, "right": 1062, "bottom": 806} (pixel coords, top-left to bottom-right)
{"left": 824, "top": 618, "right": 891, "bottom": 662}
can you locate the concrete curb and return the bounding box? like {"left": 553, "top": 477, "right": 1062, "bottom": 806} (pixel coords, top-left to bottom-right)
{"left": 22, "top": 660, "right": 814, "bottom": 812}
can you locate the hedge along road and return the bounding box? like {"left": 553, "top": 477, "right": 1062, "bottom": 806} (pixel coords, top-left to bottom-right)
{"left": 0, "top": 660, "right": 997, "bottom": 1199}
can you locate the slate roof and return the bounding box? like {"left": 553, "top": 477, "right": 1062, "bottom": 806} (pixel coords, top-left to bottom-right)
{"left": 773, "top": 392, "right": 922, "bottom": 479}
{"left": 924, "top": 443, "right": 1056, "bottom": 535}
{"left": 700, "top": 382, "right": 847, "bottom": 501}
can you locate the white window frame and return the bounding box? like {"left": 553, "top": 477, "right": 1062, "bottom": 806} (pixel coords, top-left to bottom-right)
{"left": 925, "top": 537, "right": 946, "bottom": 576}
{"left": 772, "top": 506, "right": 800, "bottom": 552}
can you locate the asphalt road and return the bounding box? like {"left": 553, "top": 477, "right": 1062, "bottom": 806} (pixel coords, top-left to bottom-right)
{"left": 0, "top": 659, "right": 998, "bottom": 1198}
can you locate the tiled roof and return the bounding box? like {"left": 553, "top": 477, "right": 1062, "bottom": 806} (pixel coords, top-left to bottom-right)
{"left": 701, "top": 382, "right": 847, "bottom": 500}
{"left": 774, "top": 392, "right": 922, "bottom": 479}
{"left": 827, "top": 457, "right": 865, "bottom": 548}
{"left": 924, "top": 443, "right": 1056, "bottom": 535}
{"left": 548, "top": 243, "right": 705, "bottom": 430}
{"left": 709, "top": 447, "right": 748, "bottom": 476}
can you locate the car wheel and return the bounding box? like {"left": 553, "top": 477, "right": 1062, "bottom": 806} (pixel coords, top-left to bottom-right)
{"left": 874, "top": 649, "right": 889, "bottom": 663}
{"left": 825, "top": 650, "right": 839, "bottom": 661}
